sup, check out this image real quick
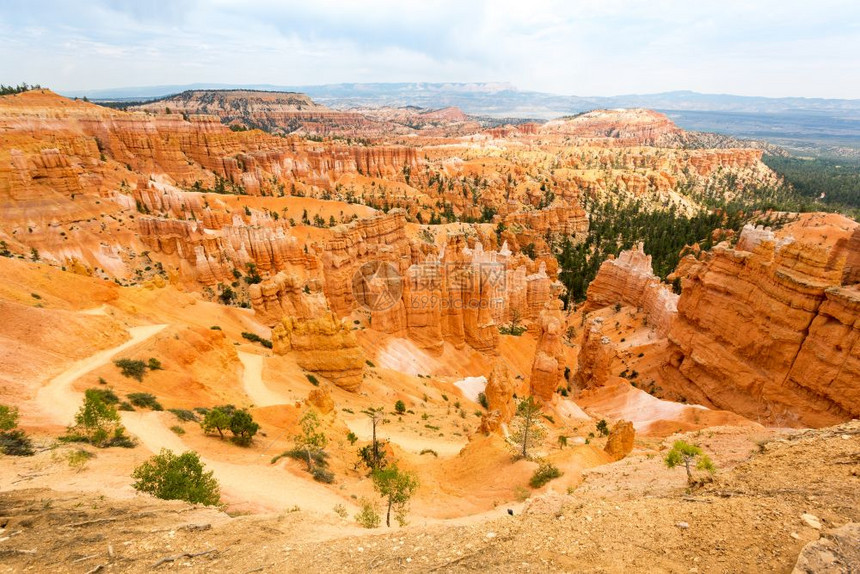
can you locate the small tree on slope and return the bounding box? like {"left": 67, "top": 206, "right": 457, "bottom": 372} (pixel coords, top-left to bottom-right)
{"left": 294, "top": 409, "right": 327, "bottom": 472}
{"left": 510, "top": 396, "right": 545, "bottom": 459}
{"left": 665, "top": 440, "right": 716, "bottom": 486}
{"left": 371, "top": 464, "right": 419, "bottom": 527}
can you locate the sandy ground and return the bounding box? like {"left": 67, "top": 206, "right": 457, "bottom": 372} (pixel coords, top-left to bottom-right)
{"left": 453, "top": 376, "right": 487, "bottom": 403}
{"left": 2, "top": 422, "right": 856, "bottom": 573}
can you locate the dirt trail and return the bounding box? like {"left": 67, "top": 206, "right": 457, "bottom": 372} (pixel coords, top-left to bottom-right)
{"left": 33, "top": 323, "right": 167, "bottom": 426}
{"left": 345, "top": 416, "right": 467, "bottom": 457}
{"left": 237, "top": 351, "right": 289, "bottom": 407}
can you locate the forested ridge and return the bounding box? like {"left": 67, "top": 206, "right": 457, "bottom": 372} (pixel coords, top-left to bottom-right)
{"left": 553, "top": 162, "right": 849, "bottom": 306}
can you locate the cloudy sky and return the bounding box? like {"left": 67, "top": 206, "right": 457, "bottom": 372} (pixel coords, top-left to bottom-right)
{"left": 1, "top": 0, "right": 858, "bottom": 98}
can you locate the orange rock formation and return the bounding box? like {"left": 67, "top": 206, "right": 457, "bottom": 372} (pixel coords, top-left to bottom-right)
{"left": 662, "top": 215, "right": 860, "bottom": 426}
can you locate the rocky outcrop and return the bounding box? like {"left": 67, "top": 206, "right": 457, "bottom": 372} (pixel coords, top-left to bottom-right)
{"left": 503, "top": 202, "right": 589, "bottom": 240}
{"left": 603, "top": 420, "right": 635, "bottom": 461}
{"left": 530, "top": 300, "right": 566, "bottom": 401}
{"left": 661, "top": 216, "right": 860, "bottom": 426}
{"left": 540, "top": 109, "right": 682, "bottom": 146}
{"left": 573, "top": 317, "right": 615, "bottom": 390}
{"left": 306, "top": 386, "right": 335, "bottom": 414}
{"left": 130, "top": 89, "right": 378, "bottom": 136}
{"left": 271, "top": 311, "right": 364, "bottom": 391}
{"left": 584, "top": 243, "right": 678, "bottom": 336}
{"left": 791, "top": 522, "right": 860, "bottom": 574}
{"left": 321, "top": 209, "right": 411, "bottom": 317}
{"left": 249, "top": 274, "right": 328, "bottom": 327}
{"left": 484, "top": 362, "right": 517, "bottom": 424}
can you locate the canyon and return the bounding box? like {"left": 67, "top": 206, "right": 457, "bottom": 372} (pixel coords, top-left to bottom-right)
{"left": 0, "top": 88, "right": 857, "bottom": 572}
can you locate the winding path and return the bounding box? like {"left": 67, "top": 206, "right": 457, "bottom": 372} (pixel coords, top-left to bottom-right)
{"left": 34, "top": 324, "right": 167, "bottom": 426}
{"left": 237, "top": 351, "right": 290, "bottom": 407}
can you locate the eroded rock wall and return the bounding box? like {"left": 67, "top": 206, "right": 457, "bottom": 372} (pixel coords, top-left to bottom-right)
{"left": 661, "top": 216, "right": 860, "bottom": 426}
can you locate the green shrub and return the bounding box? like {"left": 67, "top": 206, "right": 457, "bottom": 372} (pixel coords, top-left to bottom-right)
{"left": 365, "top": 360, "right": 375, "bottom": 367}
{"left": 333, "top": 503, "right": 348, "bottom": 518}
{"left": 312, "top": 467, "right": 335, "bottom": 483}
{"left": 306, "top": 374, "right": 319, "bottom": 386}
{"left": 147, "top": 357, "right": 163, "bottom": 370}
{"left": 529, "top": 462, "right": 563, "bottom": 488}
{"left": 354, "top": 498, "right": 381, "bottom": 528}
{"left": 169, "top": 408, "right": 198, "bottom": 422}
{"left": 272, "top": 447, "right": 329, "bottom": 468}
{"left": 88, "top": 388, "right": 119, "bottom": 405}
{"left": 131, "top": 449, "right": 220, "bottom": 506}
{"left": 0, "top": 429, "right": 34, "bottom": 456}
{"left": 127, "top": 392, "right": 163, "bottom": 411}
{"left": 0, "top": 404, "right": 21, "bottom": 432}
{"left": 118, "top": 401, "right": 135, "bottom": 411}
{"left": 477, "top": 392, "right": 489, "bottom": 409}
{"left": 394, "top": 400, "right": 406, "bottom": 414}
{"left": 419, "top": 449, "right": 438, "bottom": 457}
{"left": 229, "top": 409, "right": 259, "bottom": 446}
{"left": 241, "top": 332, "right": 273, "bottom": 349}
{"left": 596, "top": 419, "right": 609, "bottom": 436}
{"left": 170, "top": 425, "right": 186, "bottom": 435}
{"left": 210, "top": 325, "right": 222, "bottom": 330}
{"left": 114, "top": 358, "right": 147, "bottom": 381}
{"left": 63, "top": 389, "right": 134, "bottom": 448}
{"left": 346, "top": 431, "right": 358, "bottom": 445}
{"left": 67, "top": 449, "right": 94, "bottom": 472}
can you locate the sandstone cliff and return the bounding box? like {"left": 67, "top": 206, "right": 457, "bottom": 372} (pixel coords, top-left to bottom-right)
{"left": 661, "top": 215, "right": 860, "bottom": 426}
{"left": 583, "top": 243, "right": 679, "bottom": 336}
{"left": 271, "top": 311, "right": 365, "bottom": 391}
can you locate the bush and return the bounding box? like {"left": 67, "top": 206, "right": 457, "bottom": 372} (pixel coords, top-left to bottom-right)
{"left": 118, "top": 401, "right": 135, "bottom": 411}
{"left": 333, "top": 504, "right": 348, "bottom": 518}
{"left": 346, "top": 431, "right": 358, "bottom": 445}
{"left": 132, "top": 449, "right": 221, "bottom": 506}
{"left": 169, "top": 408, "right": 198, "bottom": 422}
{"left": 88, "top": 388, "right": 119, "bottom": 404}
{"left": 67, "top": 449, "right": 94, "bottom": 472}
{"left": 312, "top": 467, "right": 335, "bottom": 483}
{"left": 394, "top": 400, "right": 406, "bottom": 414}
{"left": 419, "top": 449, "right": 438, "bottom": 457}
{"left": 63, "top": 389, "right": 134, "bottom": 448}
{"left": 170, "top": 425, "right": 186, "bottom": 435}
{"left": 477, "top": 392, "right": 489, "bottom": 409}
{"left": 229, "top": 409, "right": 259, "bottom": 446}
{"left": 354, "top": 498, "right": 381, "bottom": 528}
{"left": 241, "top": 332, "right": 273, "bottom": 349}
{"left": 127, "top": 392, "right": 163, "bottom": 411}
{"left": 114, "top": 358, "right": 147, "bottom": 381}
{"left": 0, "top": 429, "right": 34, "bottom": 456}
{"left": 0, "top": 404, "right": 21, "bottom": 431}
{"left": 271, "top": 447, "right": 330, "bottom": 468}
{"left": 596, "top": 419, "right": 609, "bottom": 436}
{"left": 305, "top": 374, "right": 319, "bottom": 386}
{"left": 365, "top": 360, "right": 375, "bottom": 367}
{"left": 147, "top": 357, "right": 163, "bottom": 371}
{"left": 529, "top": 462, "right": 563, "bottom": 488}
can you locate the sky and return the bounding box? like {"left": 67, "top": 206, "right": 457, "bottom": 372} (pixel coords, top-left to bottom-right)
{"left": 1, "top": 0, "right": 858, "bottom": 98}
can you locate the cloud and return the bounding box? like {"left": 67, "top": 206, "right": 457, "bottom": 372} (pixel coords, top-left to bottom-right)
{"left": 0, "top": 0, "right": 857, "bottom": 97}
